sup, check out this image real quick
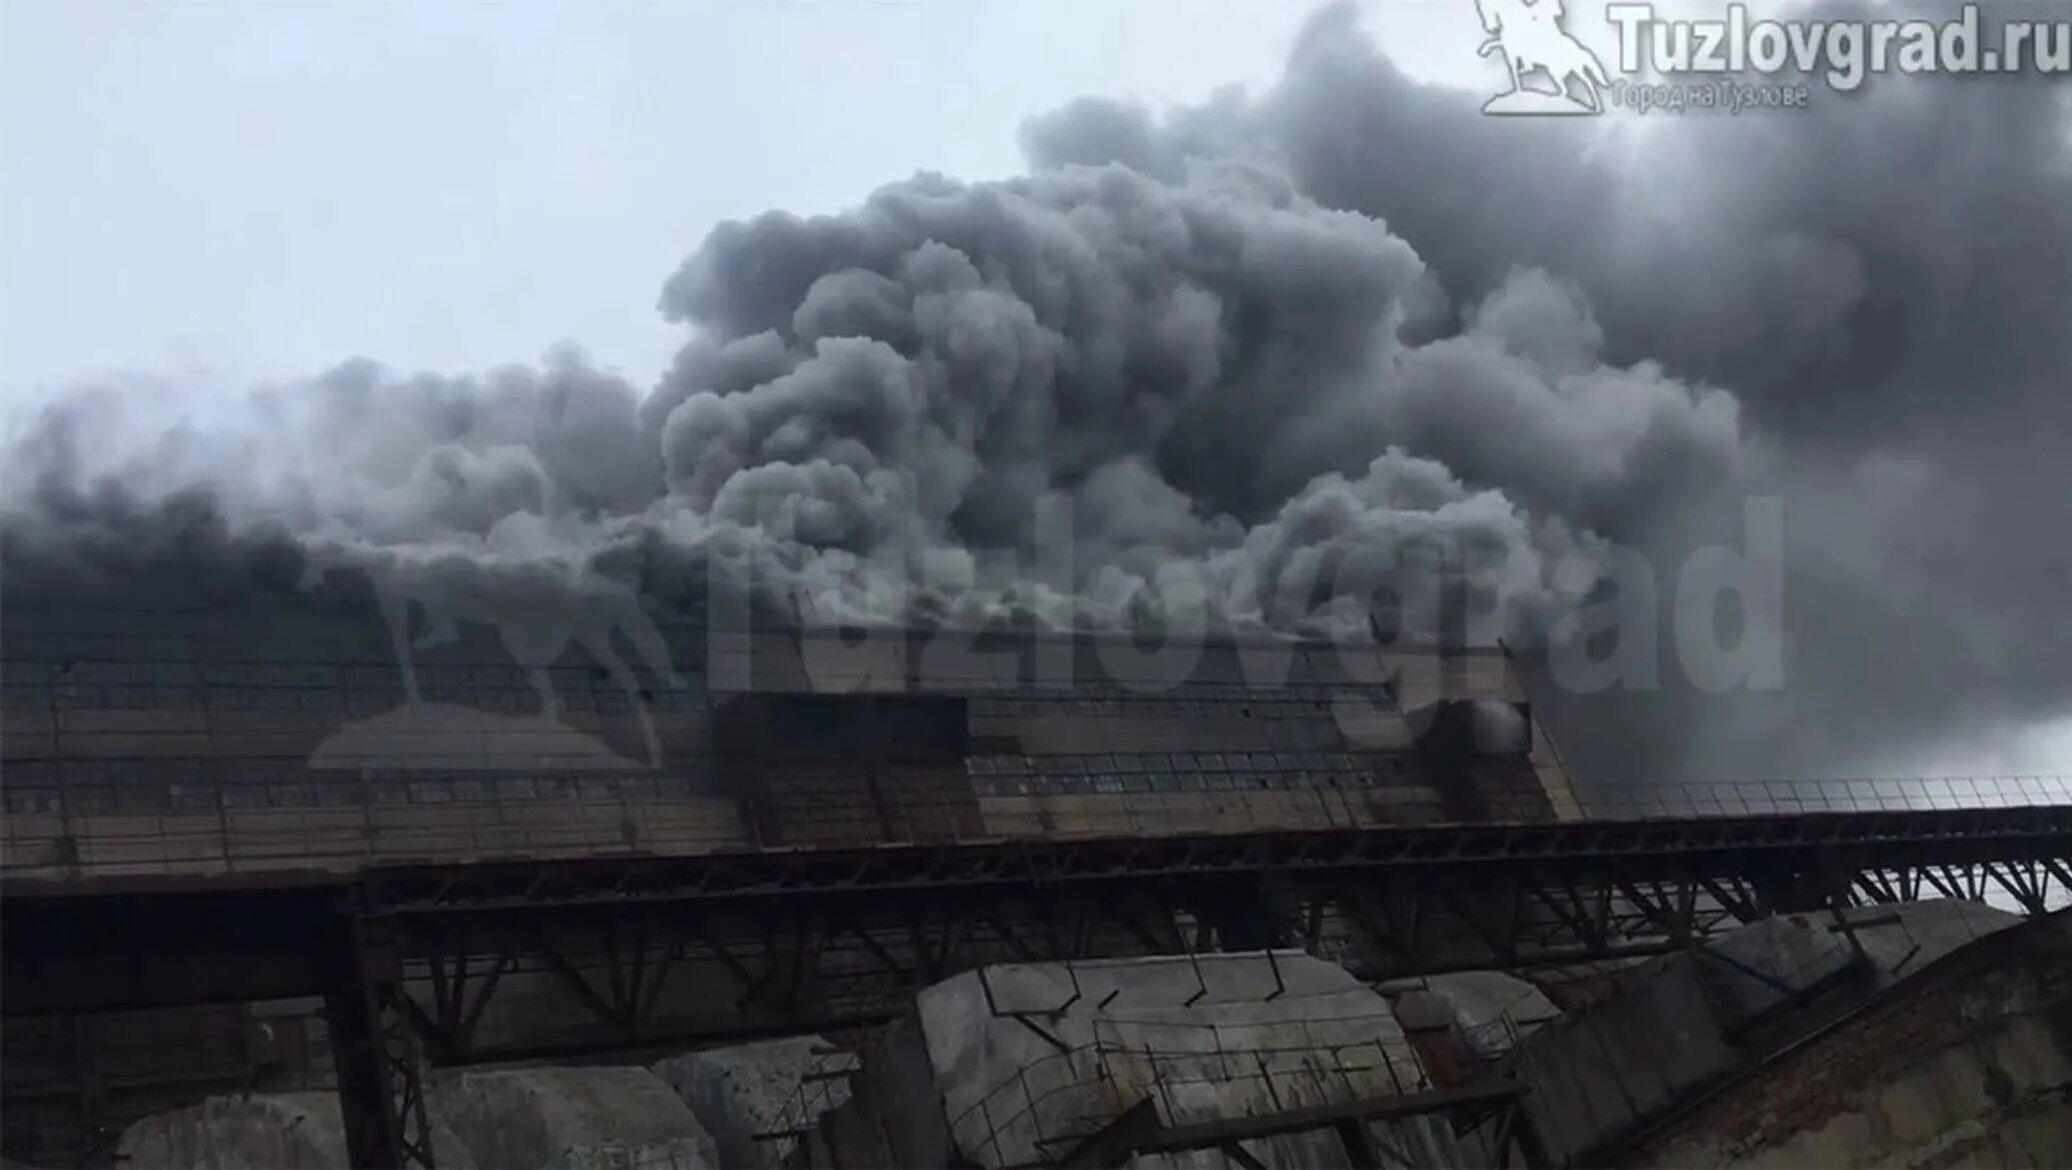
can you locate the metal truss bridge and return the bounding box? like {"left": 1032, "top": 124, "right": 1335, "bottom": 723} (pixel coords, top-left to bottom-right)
{"left": 6, "top": 792, "right": 2072, "bottom": 1168}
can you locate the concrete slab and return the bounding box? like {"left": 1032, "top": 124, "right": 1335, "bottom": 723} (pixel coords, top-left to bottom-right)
{"left": 434, "top": 1067, "right": 718, "bottom": 1170}
{"left": 653, "top": 1035, "right": 857, "bottom": 1169}
{"left": 115, "top": 1091, "right": 476, "bottom": 1170}
{"left": 797, "top": 951, "right": 1463, "bottom": 1168}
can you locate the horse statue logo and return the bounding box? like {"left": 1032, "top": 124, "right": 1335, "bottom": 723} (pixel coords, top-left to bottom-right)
{"left": 299, "top": 546, "right": 689, "bottom": 770}
{"left": 1476, "top": 0, "right": 1613, "bottom": 116}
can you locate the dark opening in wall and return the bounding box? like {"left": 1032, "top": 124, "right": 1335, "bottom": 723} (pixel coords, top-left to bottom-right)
{"left": 764, "top": 693, "right": 866, "bottom": 759}
{"left": 867, "top": 695, "right": 971, "bottom": 763}
{"left": 756, "top": 693, "right": 971, "bottom": 764}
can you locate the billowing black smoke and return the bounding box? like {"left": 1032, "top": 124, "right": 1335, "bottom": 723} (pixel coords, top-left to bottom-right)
{"left": 3, "top": 0, "right": 2066, "bottom": 783}
{"left": 1213, "top": 0, "right": 2072, "bottom": 780}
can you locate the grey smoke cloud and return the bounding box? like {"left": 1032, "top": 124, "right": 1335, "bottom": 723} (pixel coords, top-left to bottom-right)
{"left": 3, "top": 0, "right": 2065, "bottom": 784}
{"left": 1155, "top": 0, "right": 2068, "bottom": 780}
{"left": 639, "top": 157, "right": 1730, "bottom": 627}
{"left": 11, "top": 152, "right": 1715, "bottom": 623}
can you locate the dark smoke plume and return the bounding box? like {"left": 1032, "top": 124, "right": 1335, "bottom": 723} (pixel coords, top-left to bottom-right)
{"left": 1023, "top": 0, "right": 2072, "bottom": 780}
{"left": 3, "top": 0, "right": 2067, "bottom": 783}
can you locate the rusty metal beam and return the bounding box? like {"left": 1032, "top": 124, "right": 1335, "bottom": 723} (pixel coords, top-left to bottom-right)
{"left": 4, "top": 805, "right": 2070, "bottom": 1168}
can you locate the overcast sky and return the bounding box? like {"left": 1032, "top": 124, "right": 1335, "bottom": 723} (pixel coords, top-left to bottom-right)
{"left": 0, "top": 0, "right": 1500, "bottom": 400}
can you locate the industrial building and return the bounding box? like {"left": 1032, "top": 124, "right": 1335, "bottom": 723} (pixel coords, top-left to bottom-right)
{"left": 2, "top": 573, "right": 2068, "bottom": 1167}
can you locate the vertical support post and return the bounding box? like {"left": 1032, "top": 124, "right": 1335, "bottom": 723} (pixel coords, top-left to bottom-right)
{"left": 859, "top": 698, "right": 900, "bottom": 844}
{"left": 325, "top": 907, "right": 436, "bottom": 1169}
{"left": 70, "top": 1010, "right": 107, "bottom": 1162}
{"left": 1509, "top": 1097, "right": 1553, "bottom": 1170}
{"left": 1334, "top": 1118, "right": 1381, "bottom": 1169}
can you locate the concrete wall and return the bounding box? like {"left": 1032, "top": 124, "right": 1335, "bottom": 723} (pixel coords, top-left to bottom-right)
{"left": 1629, "top": 911, "right": 2072, "bottom": 1169}
{"left": 115, "top": 1091, "right": 477, "bottom": 1170}
{"left": 116, "top": 1069, "right": 718, "bottom": 1170}
{"left": 434, "top": 1067, "right": 717, "bottom": 1170}
{"left": 653, "top": 1036, "right": 856, "bottom": 1169}
{"left": 1507, "top": 948, "right": 1743, "bottom": 1163}
{"left": 1486, "top": 901, "right": 2024, "bottom": 1166}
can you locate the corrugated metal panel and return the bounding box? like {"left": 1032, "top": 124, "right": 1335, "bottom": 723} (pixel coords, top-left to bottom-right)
{"left": 974, "top": 783, "right": 1448, "bottom": 837}
{"left": 3, "top": 608, "right": 1572, "bottom": 883}
{"left": 2, "top": 779, "right": 750, "bottom": 882}
{"left": 749, "top": 762, "right": 984, "bottom": 848}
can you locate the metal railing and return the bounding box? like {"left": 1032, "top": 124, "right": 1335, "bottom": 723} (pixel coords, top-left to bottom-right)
{"left": 5, "top": 769, "right": 2069, "bottom": 885}
{"left": 761, "top": 971, "right": 1543, "bottom": 1170}
{"left": 9, "top": 764, "right": 2066, "bottom": 820}
{"left": 758, "top": 1046, "right": 862, "bottom": 1167}
{"left": 939, "top": 1009, "right": 1448, "bottom": 1169}
{"left": 1573, "top": 776, "right": 2072, "bottom": 818}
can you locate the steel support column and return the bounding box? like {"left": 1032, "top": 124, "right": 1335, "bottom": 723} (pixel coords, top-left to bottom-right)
{"left": 325, "top": 911, "right": 436, "bottom": 1170}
